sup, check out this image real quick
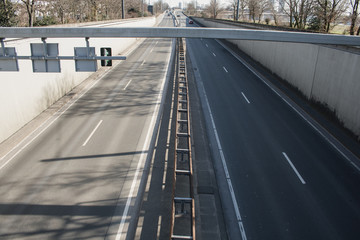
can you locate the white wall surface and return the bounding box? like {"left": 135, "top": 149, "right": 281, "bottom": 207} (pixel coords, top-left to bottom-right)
{"left": 0, "top": 16, "right": 162, "bottom": 143}
{"left": 194, "top": 17, "right": 360, "bottom": 139}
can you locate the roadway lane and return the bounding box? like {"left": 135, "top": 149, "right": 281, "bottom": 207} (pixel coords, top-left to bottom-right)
{"left": 0, "top": 15, "right": 174, "bottom": 240}
{"left": 186, "top": 21, "right": 360, "bottom": 239}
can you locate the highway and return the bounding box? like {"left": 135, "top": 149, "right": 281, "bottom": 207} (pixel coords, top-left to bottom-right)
{"left": 185, "top": 17, "right": 360, "bottom": 240}
{"left": 0, "top": 15, "right": 175, "bottom": 240}
{"left": 1, "top": 11, "right": 360, "bottom": 240}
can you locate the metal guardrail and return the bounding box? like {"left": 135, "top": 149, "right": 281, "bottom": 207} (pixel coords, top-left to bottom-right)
{"left": 1, "top": 27, "right": 360, "bottom": 46}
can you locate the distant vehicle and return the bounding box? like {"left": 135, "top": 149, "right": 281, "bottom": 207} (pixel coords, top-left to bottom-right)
{"left": 189, "top": 20, "right": 193, "bottom": 24}
{"left": 177, "top": 14, "right": 180, "bottom": 17}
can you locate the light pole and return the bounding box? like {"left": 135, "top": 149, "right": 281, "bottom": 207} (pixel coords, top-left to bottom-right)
{"left": 236, "top": 0, "right": 239, "bottom": 21}
{"left": 122, "top": 0, "right": 125, "bottom": 19}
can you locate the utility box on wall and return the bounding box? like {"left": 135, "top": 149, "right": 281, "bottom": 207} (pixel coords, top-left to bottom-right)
{"left": 100, "top": 48, "right": 112, "bottom": 67}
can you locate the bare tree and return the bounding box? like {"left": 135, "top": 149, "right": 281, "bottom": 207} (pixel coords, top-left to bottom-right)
{"left": 349, "top": 0, "right": 359, "bottom": 35}
{"left": 21, "top": 0, "right": 36, "bottom": 27}
{"left": 229, "top": 0, "right": 246, "bottom": 21}
{"left": 45, "top": 0, "right": 69, "bottom": 24}
{"left": 268, "top": 0, "right": 279, "bottom": 25}
{"left": 248, "top": 0, "right": 259, "bottom": 22}
{"left": 282, "top": 0, "right": 314, "bottom": 28}
{"left": 248, "top": 0, "right": 268, "bottom": 23}
{"left": 229, "top": 0, "right": 238, "bottom": 20}
{"left": 295, "top": 0, "right": 314, "bottom": 28}
{"left": 206, "top": 0, "right": 223, "bottom": 19}
{"left": 257, "top": 0, "right": 269, "bottom": 23}
{"left": 14, "top": 0, "right": 146, "bottom": 26}
{"left": 186, "top": 1, "right": 196, "bottom": 16}
{"left": 315, "top": 0, "right": 347, "bottom": 32}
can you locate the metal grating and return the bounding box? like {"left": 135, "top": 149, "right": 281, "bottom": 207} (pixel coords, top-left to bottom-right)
{"left": 170, "top": 38, "right": 195, "bottom": 240}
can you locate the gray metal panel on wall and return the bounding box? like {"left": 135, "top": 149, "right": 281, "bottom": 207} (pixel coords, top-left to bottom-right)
{"left": 0, "top": 47, "right": 19, "bottom": 71}
{"left": 74, "top": 47, "right": 97, "bottom": 72}
{"left": 31, "top": 43, "right": 61, "bottom": 72}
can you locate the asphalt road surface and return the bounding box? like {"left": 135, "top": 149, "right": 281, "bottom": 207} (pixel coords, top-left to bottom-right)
{"left": 0, "top": 15, "right": 175, "bottom": 240}
{"left": 186, "top": 17, "right": 360, "bottom": 240}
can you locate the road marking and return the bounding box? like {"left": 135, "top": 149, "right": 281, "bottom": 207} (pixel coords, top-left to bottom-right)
{"left": 212, "top": 52, "right": 216, "bottom": 57}
{"left": 282, "top": 152, "right": 306, "bottom": 184}
{"left": 123, "top": 79, "right": 132, "bottom": 90}
{"left": 204, "top": 85, "right": 247, "bottom": 240}
{"left": 205, "top": 44, "right": 209, "bottom": 47}
{"left": 241, "top": 92, "right": 250, "bottom": 104}
{"left": 0, "top": 65, "right": 116, "bottom": 171}
{"left": 150, "top": 47, "right": 154, "bottom": 53}
{"left": 141, "top": 60, "right": 146, "bottom": 66}
{"left": 188, "top": 41, "right": 247, "bottom": 240}
{"left": 223, "top": 66, "right": 228, "bottom": 73}
{"left": 114, "top": 38, "right": 175, "bottom": 240}
{"left": 215, "top": 39, "right": 360, "bottom": 172}
{"left": 82, "top": 120, "right": 103, "bottom": 147}
{"left": 0, "top": 38, "right": 153, "bottom": 171}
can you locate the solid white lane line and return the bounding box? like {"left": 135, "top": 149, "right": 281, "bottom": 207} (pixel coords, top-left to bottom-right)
{"left": 82, "top": 120, "right": 103, "bottom": 147}
{"left": 206, "top": 44, "right": 209, "bottom": 47}
{"left": 141, "top": 60, "right": 146, "bottom": 66}
{"left": 123, "top": 79, "right": 132, "bottom": 90}
{"left": 241, "top": 92, "right": 250, "bottom": 104}
{"left": 223, "top": 66, "right": 228, "bottom": 73}
{"left": 204, "top": 86, "right": 247, "bottom": 240}
{"left": 282, "top": 152, "right": 306, "bottom": 184}
{"left": 212, "top": 52, "right": 216, "bottom": 57}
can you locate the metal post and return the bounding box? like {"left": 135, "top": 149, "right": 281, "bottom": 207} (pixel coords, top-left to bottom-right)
{"left": 236, "top": 0, "right": 240, "bottom": 21}
{"left": 122, "top": 0, "right": 125, "bottom": 19}
{"left": 41, "top": 37, "right": 48, "bottom": 72}
{"left": 85, "top": 37, "right": 90, "bottom": 57}
{"left": 0, "top": 38, "right": 6, "bottom": 56}
{"left": 41, "top": 38, "right": 47, "bottom": 56}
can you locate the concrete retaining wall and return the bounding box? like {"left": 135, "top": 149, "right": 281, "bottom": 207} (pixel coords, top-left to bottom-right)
{"left": 194, "top": 17, "right": 360, "bottom": 139}
{"left": 0, "top": 16, "right": 163, "bottom": 143}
